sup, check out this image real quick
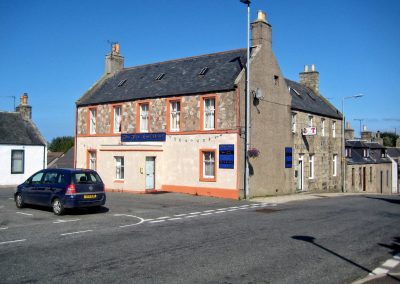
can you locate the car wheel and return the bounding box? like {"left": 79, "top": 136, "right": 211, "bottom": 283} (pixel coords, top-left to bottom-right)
{"left": 52, "top": 198, "right": 65, "bottom": 215}
{"left": 15, "top": 193, "right": 25, "bottom": 208}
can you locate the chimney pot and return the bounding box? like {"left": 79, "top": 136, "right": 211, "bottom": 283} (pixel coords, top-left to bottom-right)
{"left": 346, "top": 122, "right": 351, "bottom": 129}
{"left": 363, "top": 125, "right": 367, "bottom": 131}
{"left": 16, "top": 92, "right": 32, "bottom": 120}
{"left": 311, "top": 64, "right": 315, "bottom": 72}
{"left": 257, "top": 10, "right": 267, "bottom": 22}
{"left": 304, "top": 65, "right": 309, "bottom": 72}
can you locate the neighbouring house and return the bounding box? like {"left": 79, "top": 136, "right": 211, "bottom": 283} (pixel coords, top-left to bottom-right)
{"left": 75, "top": 10, "right": 342, "bottom": 198}
{"left": 387, "top": 147, "right": 400, "bottom": 194}
{"left": 0, "top": 94, "right": 47, "bottom": 186}
{"left": 48, "top": 147, "right": 74, "bottom": 169}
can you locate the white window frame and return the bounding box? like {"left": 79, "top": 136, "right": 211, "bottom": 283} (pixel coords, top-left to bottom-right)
{"left": 113, "top": 106, "right": 122, "bottom": 133}
{"left": 89, "top": 151, "right": 96, "bottom": 170}
{"left": 291, "top": 112, "right": 297, "bottom": 133}
{"left": 332, "top": 121, "right": 336, "bottom": 138}
{"left": 333, "top": 154, "right": 337, "bottom": 176}
{"left": 203, "top": 151, "right": 215, "bottom": 178}
{"left": 204, "top": 98, "right": 215, "bottom": 130}
{"left": 309, "top": 155, "right": 314, "bottom": 179}
{"left": 11, "top": 150, "right": 24, "bottom": 174}
{"left": 308, "top": 115, "right": 314, "bottom": 127}
{"left": 140, "top": 103, "right": 149, "bottom": 132}
{"left": 89, "top": 108, "right": 97, "bottom": 134}
{"left": 170, "top": 101, "right": 180, "bottom": 132}
{"left": 115, "top": 156, "right": 124, "bottom": 180}
{"left": 321, "top": 119, "right": 325, "bottom": 136}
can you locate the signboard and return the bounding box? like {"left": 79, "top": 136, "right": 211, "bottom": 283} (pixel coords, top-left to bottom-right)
{"left": 285, "top": 147, "right": 292, "bottom": 168}
{"left": 121, "top": 132, "right": 166, "bottom": 142}
{"left": 302, "top": 127, "right": 317, "bottom": 136}
{"left": 219, "top": 144, "right": 234, "bottom": 169}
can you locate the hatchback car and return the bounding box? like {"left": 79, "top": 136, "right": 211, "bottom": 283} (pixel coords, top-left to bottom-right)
{"left": 15, "top": 168, "right": 106, "bottom": 215}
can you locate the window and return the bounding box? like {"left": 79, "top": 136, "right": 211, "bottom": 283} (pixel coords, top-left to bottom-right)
{"left": 308, "top": 115, "right": 313, "bottom": 127}
{"left": 11, "top": 150, "right": 24, "bottom": 174}
{"left": 203, "top": 97, "right": 216, "bottom": 130}
{"left": 308, "top": 155, "right": 314, "bottom": 179}
{"left": 321, "top": 119, "right": 325, "bottom": 136}
{"left": 359, "top": 168, "right": 362, "bottom": 185}
{"left": 115, "top": 156, "right": 124, "bottom": 180}
{"left": 89, "top": 108, "right": 97, "bottom": 134}
{"left": 363, "top": 149, "right": 370, "bottom": 158}
{"left": 332, "top": 121, "right": 336, "bottom": 138}
{"left": 89, "top": 151, "right": 96, "bottom": 170}
{"left": 291, "top": 112, "right": 297, "bottom": 133}
{"left": 200, "top": 150, "right": 216, "bottom": 181}
{"left": 170, "top": 100, "right": 180, "bottom": 131}
{"left": 332, "top": 154, "right": 337, "bottom": 176}
{"left": 274, "top": 75, "right": 279, "bottom": 86}
{"left": 352, "top": 168, "right": 355, "bottom": 186}
{"left": 381, "top": 150, "right": 387, "bottom": 158}
{"left": 370, "top": 167, "right": 372, "bottom": 183}
{"left": 31, "top": 172, "right": 44, "bottom": 184}
{"left": 140, "top": 103, "right": 149, "bottom": 132}
{"left": 387, "top": 170, "right": 389, "bottom": 187}
{"left": 346, "top": 148, "right": 352, "bottom": 158}
{"left": 43, "top": 171, "right": 58, "bottom": 184}
{"left": 113, "top": 105, "right": 122, "bottom": 133}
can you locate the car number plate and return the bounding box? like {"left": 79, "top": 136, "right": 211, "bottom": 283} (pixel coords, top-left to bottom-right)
{"left": 83, "top": 194, "right": 97, "bottom": 199}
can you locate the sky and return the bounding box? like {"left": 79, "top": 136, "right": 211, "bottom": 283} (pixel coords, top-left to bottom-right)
{"left": 0, "top": 0, "right": 399, "bottom": 141}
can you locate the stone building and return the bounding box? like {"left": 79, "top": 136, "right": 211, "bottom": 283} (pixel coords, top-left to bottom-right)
{"left": 74, "top": 11, "right": 341, "bottom": 198}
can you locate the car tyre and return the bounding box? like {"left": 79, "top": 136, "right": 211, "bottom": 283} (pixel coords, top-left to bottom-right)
{"left": 15, "top": 193, "right": 25, "bottom": 208}
{"left": 52, "top": 198, "right": 65, "bottom": 215}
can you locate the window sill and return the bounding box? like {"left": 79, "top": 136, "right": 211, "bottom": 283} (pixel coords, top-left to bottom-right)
{"left": 113, "top": 179, "right": 124, "bottom": 183}
{"left": 199, "top": 177, "right": 216, "bottom": 182}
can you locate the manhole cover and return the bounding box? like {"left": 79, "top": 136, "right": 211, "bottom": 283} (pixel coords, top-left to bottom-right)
{"left": 255, "top": 208, "right": 280, "bottom": 213}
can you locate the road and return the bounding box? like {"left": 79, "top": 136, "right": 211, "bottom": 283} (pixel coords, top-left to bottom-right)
{"left": 0, "top": 188, "right": 399, "bottom": 283}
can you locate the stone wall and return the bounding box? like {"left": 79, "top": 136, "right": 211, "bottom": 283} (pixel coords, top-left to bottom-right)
{"left": 181, "top": 96, "right": 200, "bottom": 131}
{"left": 346, "top": 162, "right": 392, "bottom": 194}
{"left": 77, "top": 108, "right": 87, "bottom": 135}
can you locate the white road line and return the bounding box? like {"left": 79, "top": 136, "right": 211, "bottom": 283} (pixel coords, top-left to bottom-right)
{"left": 185, "top": 215, "right": 199, "bottom": 218}
{"left": 174, "top": 214, "right": 187, "bottom": 217}
{"left": 382, "top": 259, "right": 400, "bottom": 268}
{"left": 216, "top": 208, "right": 228, "bottom": 211}
{"left": 239, "top": 205, "right": 250, "bottom": 207}
{"left": 114, "top": 214, "right": 141, "bottom": 218}
{"left": 156, "top": 216, "right": 170, "bottom": 220}
{"left": 149, "top": 220, "right": 165, "bottom": 223}
{"left": 370, "top": 267, "right": 389, "bottom": 275}
{"left": 0, "top": 239, "right": 26, "bottom": 245}
{"left": 168, "top": 217, "right": 182, "bottom": 221}
{"left": 238, "top": 207, "right": 248, "bottom": 210}
{"left": 200, "top": 213, "right": 213, "bottom": 216}
{"left": 16, "top": 212, "right": 33, "bottom": 216}
{"left": 229, "top": 206, "right": 239, "bottom": 209}
{"left": 203, "top": 210, "right": 215, "bottom": 213}
{"left": 189, "top": 212, "right": 202, "bottom": 215}
{"left": 8, "top": 198, "right": 14, "bottom": 200}
{"left": 226, "top": 209, "right": 238, "bottom": 212}
{"left": 215, "top": 211, "right": 226, "bottom": 214}
{"left": 0, "top": 227, "right": 8, "bottom": 230}
{"left": 60, "top": 230, "right": 93, "bottom": 236}
{"left": 53, "top": 219, "right": 80, "bottom": 224}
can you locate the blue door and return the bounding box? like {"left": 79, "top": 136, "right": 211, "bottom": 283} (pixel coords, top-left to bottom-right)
{"left": 145, "top": 157, "right": 155, "bottom": 190}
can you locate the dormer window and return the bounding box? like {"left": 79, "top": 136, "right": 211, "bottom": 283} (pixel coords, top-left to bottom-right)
{"left": 381, "top": 149, "right": 387, "bottom": 158}
{"left": 363, "top": 149, "right": 370, "bottom": 158}
{"left": 346, "top": 147, "right": 352, "bottom": 158}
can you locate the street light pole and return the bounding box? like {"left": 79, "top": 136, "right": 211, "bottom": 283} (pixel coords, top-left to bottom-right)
{"left": 354, "top": 118, "right": 364, "bottom": 138}
{"left": 341, "top": 94, "right": 364, "bottom": 192}
{"left": 240, "top": 0, "right": 251, "bottom": 199}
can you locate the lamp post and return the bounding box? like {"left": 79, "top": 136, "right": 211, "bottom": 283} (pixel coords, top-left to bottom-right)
{"left": 240, "top": 0, "right": 251, "bottom": 199}
{"left": 341, "top": 94, "right": 364, "bottom": 192}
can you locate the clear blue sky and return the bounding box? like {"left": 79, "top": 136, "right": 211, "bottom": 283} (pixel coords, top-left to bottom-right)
{"left": 1, "top": 0, "right": 399, "bottom": 141}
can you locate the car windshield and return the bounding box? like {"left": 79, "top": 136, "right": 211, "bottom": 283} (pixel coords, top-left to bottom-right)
{"left": 73, "top": 172, "right": 102, "bottom": 184}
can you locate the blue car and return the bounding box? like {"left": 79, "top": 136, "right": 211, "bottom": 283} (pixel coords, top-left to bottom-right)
{"left": 15, "top": 168, "right": 106, "bottom": 215}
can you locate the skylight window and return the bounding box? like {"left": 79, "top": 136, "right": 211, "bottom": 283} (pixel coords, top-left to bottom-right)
{"left": 118, "top": 79, "right": 127, "bottom": 87}
{"left": 292, "top": 88, "right": 302, "bottom": 98}
{"left": 155, "top": 73, "right": 165, "bottom": 80}
{"left": 199, "top": 67, "right": 209, "bottom": 75}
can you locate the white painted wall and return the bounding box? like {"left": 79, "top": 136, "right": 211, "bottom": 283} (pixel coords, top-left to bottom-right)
{"left": 0, "top": 145, "right": 47, "bottom": 186}
{"left": 388, "top": 156, "right": 398, "bottom": 194}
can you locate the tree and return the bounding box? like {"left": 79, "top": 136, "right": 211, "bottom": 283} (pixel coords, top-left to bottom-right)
{"left": 380, "top": 132, "right": 399, "bottom": 147}
{"left": 48, "top": 136, "right": 74, "bottom": 152}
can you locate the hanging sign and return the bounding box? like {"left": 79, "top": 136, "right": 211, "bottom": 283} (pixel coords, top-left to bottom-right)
{"left": 285, "top": 147, "right": 293, "bottom": 168}
{"left": 219, "top": 144, "right": 234, "bottom": 169}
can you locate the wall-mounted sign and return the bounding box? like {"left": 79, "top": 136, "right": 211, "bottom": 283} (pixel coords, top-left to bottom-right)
{"left": 302, "top": 127, "right": 317, "bottom": 136}
{"left": 285, "top": 147, "right": 292, "bottom": 168}
{"left": 219, "top": 144, "right": 234, "bottom": 169}
{"left": 121, "top": 132, "right": 166, "bottom": 142}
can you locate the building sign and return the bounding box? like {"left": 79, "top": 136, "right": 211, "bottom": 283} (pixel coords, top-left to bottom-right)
{"left": 302, "top": 127, "right": 317, "bottom": 136}
{"left": 219, "top": 144, "right": 234, "bottom": 169}
{"left": 285, "top": 147, "right": 292, "bottom": 168}
{"left": 121, "top": 132, "right": 166, "bottom": 142}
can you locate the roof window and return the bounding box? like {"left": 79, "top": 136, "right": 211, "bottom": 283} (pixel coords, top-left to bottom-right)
{"left": 292, "top": 88, "right": 302, "bottom": 98}
{"left": 155, "top": 73, "right": 165, "bottom": 80}
{"left": 199, "top": 67, "right": 209, "bottom": 75}
{"left": 117, "top": 79, "right": 127, "bottom": 87}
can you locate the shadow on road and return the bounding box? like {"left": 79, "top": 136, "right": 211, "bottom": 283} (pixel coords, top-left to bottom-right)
{"left": 379, "top": 237, "right": 400, "bottom": 257}
{"left": 364, "top": 196, "right": 400, "bottom": 205}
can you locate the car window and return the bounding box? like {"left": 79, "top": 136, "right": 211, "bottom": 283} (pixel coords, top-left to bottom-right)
{"left": 31, "top": 172, "right": 44, "bottom": 184}
{"left": 57, "top": 173, "right": 68, "bottom": 185}
{"left": 43, "top": 172, "right": 58, "bottom": 184}
{"left": 73, "top": 172, "right": 102, "bottom": 184}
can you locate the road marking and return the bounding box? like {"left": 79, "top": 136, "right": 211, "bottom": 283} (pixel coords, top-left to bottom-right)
{"left": 200, "top": 213, "right": 213, "bottom": 216}
{"left": 382, "top": 259, "right": 400, "bottom": 268}
{"left": 156, "top": 216, "right": 170, "bottom": 220}
{"left": 185, "top": 215, "right": 198, "bottom": 218}
{"left": 168, "top": 217, "right": 182, "bottom": 221}
{"left": 114, "top": 214, "right": 142, "bottom": 218}
{"left": 149, "top": 220, "right": 165, "bottom": 223}
{"left": 115, "top": 215, "right": 146, "bottom": 228}
{"left": 239, "top": 205, "right": 250, "bottom": 207}
{"left": 370, "top": 267, "right": 389, "bottom": 275}
{"left": 16, "top": 212, "right": 33, "bottom": 216}
{"left": 203, "top": 210, "right": 215, "bottom": 213}
{"left": 53, "top": 219, "right": 80, "bottom": 224}
{"left": 61, "top": 230, "right": 93, "bottom": 236}
{"left": 189, "top": 212, "right": 202, "bottom": 215}
{"left": 369, "top": 253, "right": 400, "bottom": 276}
{"left": 226, "top": 209, "right": 238, "bottom": 212}
{"left": 0, "top": 227, "right": 9, "bottom": 230}
{"left": 216, "top": 208, "right": 228, "bottom": 211}
{"left": 174, "top": 214, "right": 187, "bottom": 217}
{"left": 229, "top": 206, "right": 239, "bottom": 209}
{"left": 215, "top": 211, "right": 226, "bottom": 214}
{"left": 0, "top": 239, "right": 26, "bottom": 245}
{"left": 8, "top": 198, "right": 14, "bottom": 200}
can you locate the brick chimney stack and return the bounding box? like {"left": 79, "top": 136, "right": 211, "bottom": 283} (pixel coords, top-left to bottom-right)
{"left": 300, "top": 64, "right": 320, "bottom": 94}
{"left": 105, "top": 43, "right": 124, "bottom": 75}
{"left": 16, "top": 93, "right": 32, "bottom": 120}
{"left": 361, "top": 125, "right": 373, "bottom": 141}
{"left": 251, "top": 10, "right": 272, "bottom": 47}
{"left": 344, "top": 121, "right": 354, "bottom": 140}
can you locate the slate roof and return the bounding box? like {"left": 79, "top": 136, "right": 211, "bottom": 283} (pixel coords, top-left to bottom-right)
{"left": 387, "top": 147, "right": 400, "bottom": 159}
{"left": 346, "top": 140, "right": 391, "bottom": 165}
{"left": 285, "top": 79, "right": 342, "bottom": 120}
{"left": 0, "top": 112, "right": 46, "bottom": 146}
{"left": 77, "top": 49, "right": 247, "bottom": 106}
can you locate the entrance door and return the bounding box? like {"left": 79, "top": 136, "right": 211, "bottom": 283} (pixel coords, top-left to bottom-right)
{"left": 145, "top": 157, "right": 155, "bottom": 190}
{"left": 297, "top": 155, "right": 304, "bottom": 191}
{"left": 362, "top": 167, "right": 366, "bottom": 191}
{"left": 380, "top": 171, "right": 383, "bottom": 193}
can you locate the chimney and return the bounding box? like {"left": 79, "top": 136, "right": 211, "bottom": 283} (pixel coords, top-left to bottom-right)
{"left": 105, "top": 43, "right": 124, "bottom": 75}
{"left": 344, "top": 122, "right": 354, "bottom": 140}
{"left": 361, "top": 125, "right": 372, "bottom": 141}
{"left": 251, "top": 10, "right": 272, "bottom": 47}
{"left": 16, "top": 93, "right": 32, "bottom": 120}
{"left": 299, "top": 64, "right": 320, "bottom": 94}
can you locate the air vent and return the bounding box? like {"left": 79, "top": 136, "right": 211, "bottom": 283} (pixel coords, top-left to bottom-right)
{"left": 199, "top": 67, "right": 208, "bottom": 75}
{"left": 155, "top": 73, "right": 165, "bottom": 80}
{"left": 118, "top": 79, "right": 127, "bottom": 87}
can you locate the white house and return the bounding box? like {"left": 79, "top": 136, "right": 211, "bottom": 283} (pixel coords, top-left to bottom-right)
{"left": 0, "top": 94, "right": 47, "bottom": 186}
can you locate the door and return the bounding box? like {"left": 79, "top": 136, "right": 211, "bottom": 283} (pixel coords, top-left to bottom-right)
{"left": 362, "top": 167, "right": 366, "bottom": 191}
{"left": 380, "top": 171, "right": 383, "bottom": 193}
{"left": 145, "top": 157, "right": 155, "bottom": 190}
{"left": 297, "top": 156, "right": 304, "bottom": 191}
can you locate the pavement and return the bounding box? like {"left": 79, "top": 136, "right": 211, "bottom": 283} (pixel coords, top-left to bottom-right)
{"left": 253, "top": 192, "right": 400, "bottom": 284}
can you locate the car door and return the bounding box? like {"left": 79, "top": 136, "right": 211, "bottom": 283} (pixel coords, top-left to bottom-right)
{"left": 24, "top": 171, "right": 45, "bottom": 204}
{"left": 38, "top": 171, "right": 59, "bottom": 206}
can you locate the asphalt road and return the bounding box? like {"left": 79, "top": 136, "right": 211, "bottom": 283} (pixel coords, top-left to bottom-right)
{"left": 0, "top": 188, "right": 399, "bottom": 284}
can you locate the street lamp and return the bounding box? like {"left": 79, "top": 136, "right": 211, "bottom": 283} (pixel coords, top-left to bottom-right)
{"left": 240, "top": 0, "right": 251, "bottom": 199}
{"left": 341, "top": 94, "right": 364, "bottom": 192}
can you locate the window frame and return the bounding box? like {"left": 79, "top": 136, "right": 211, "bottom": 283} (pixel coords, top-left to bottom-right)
{"left": 291, "top": 112, "right": 297, "bottom": 133}
{"left": 114, "top": 156, "right": 124, "bottom": 180}
{"left": 137, "top": 102, "right": 150, "bottom": 133}
{"left": 321, "top": 118, "right": 325, "bottom": 137}
{"left": 332, "top": 121, "right": 336, "bottom": 138}
{"left": 88, "top": 107, "right": 97, "bottom": 135}
{"left": 332, "top": 154, "right": 337, "bottom": 177}
{"left": 200, "top": 95, "right": 217, "bottom": 131}
{"left": 167, "top": 98, "right": 182, "bottom": 132}
{"left": 308, "top": 154, "right": 314, "bottom": 180}
{"left": 199, "top": 149, "right": 217, "bottom": 182}
{"left": 87, "top": 150, "right": 97, "bottom": 170}
{"left": 111, "top": 104, "right": 123, "bottom": 134}
{"left": 11, "top": 149, "right": 24, "bottom": 174}
{"left": 308, "top": 115, "right": 314, "bottom": 127}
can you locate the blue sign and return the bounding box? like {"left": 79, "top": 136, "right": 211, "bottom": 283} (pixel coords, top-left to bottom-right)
{"left": 285, "top": 147, "right": 292, "bottom": 168}
{"left": 219, "top": 144, "right": 234, "bottom": 169}
{"left": 121, "top": 132, "right": 166, "bottom": 142}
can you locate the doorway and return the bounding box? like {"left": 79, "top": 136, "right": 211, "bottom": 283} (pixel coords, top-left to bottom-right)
{"left": 297, "top": 155, "right": 304, "bottom": 191}
{"left": 145, "top": 157, "right": 156, "bottom": 190}
{"left": 362, "top": 167, "right": 366, "bottom": 191}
